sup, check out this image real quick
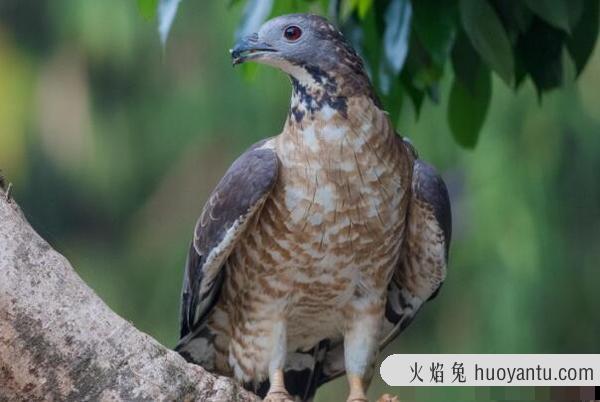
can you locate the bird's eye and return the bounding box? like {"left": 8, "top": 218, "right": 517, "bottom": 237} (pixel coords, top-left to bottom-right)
{"left": 283, "top": 25, "right": 303, "bottom": 41}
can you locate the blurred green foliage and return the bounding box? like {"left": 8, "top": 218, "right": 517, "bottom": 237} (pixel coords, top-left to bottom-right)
{"left": 138, "top": 0, "right": 159, "bottom": 21}
{"left": 151, "top": 0, "right": 599, "bottom": 148}
{"left": 0, "top": 0, "right": 599, "bottom": 400}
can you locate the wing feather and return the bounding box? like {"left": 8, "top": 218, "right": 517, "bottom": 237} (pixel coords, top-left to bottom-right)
{"left": 177, "top": 142, "right": 279, "bottom": 348}
{"left": 382, "top": 157, "right": 452, "bottom": 348}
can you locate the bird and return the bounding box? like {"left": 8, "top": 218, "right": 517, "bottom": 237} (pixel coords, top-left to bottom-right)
{"left": 176, "top": 13, "right": 451, "bottom": 402}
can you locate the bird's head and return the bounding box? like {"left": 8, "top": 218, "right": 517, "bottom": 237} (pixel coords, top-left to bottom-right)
{"left": 231, "top": 14, "right": 373, "bottom": 98}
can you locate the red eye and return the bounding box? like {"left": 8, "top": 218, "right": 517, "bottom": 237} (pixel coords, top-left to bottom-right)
{"left": 284, "top": 25, "right": 302, "bottom": 41}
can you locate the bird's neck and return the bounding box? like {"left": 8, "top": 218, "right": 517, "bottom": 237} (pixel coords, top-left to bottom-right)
{"left": 286, "top": 77, "right": 347, "bottom": 124}
{"left": 285, "top": 64, "right": 380, "bottom": 122}
{"left": 280, "top": 77, "right": 395, "bottom": 158}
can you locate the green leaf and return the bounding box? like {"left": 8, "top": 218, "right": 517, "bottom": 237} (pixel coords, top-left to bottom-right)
{"left": 483, "top": 2, "right": 531, "bottom": 88}
{"left": 137, "top": 0, "right": 158, "bottom": 20}
{"left": 567, "top": 0, "right": 585, "bottom": 29}
{"left": 398, "top": 33, "right": 443, "bottom": 113}
{"left": 449, "top": 30, "right": 491, "bottom": 148}
{"left": 383, "top": 0, "right": 412, "bottom": 74}
{"left": 400, "top": 76, "right": 426, "bottom": 117}
{"left": 451, "top": 30, "right": 483, "bottom": 93}
{"left": 404, "top": 40, "right": 444, "bottom": 93}
{"left": 158, "top": 0, "right": 182, "bottom": 45}
{"left": 513, "top": 55, "right": 529, "bottom": 89}
{"left": 567, "top": 0, "right": 599, "bottom": 76}
{"left": 357, "top": 0, "right": 374, "bottom": 20}
{"left": 412, "top": 0, "right": 458, "bottom": 66}
{"left": 489, "top": 0, "right": 534, "bottom": 40}
{"left": 516, "top": 17, "right": 566, "bottom": 95}
{"left": 523, "top": 0, "right": 581, "bottom": 33}
{"left": 382, "top": 76, "right": 404, "bottom": 126}
{"left": 459, "top": 0, "right": 515, "bottom": 85}
{"left": 448, "top": 66, "right": 491, "bottom": 148}
{"left": 380, "top": 0, "right": 412, "bottom": 93}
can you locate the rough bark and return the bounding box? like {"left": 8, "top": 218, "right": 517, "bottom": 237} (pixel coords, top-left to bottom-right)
{"left": 0, "top": 187, "right": 259, "bottom": 402}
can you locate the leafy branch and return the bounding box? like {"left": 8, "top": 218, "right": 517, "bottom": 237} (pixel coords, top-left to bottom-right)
{"left": 139, "top": 0, "right": 599, "bottom": 148}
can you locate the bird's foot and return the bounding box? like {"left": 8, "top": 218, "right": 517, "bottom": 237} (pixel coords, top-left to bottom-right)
{"left": 346, "top": 373, "right": 369, "bottom": 402}
{"left": 377, "top": 394, "right": 400, "bottom": 402}
{"left": 263, "top": 390, "right": 295, "bottom": 402}
{"left": 264, "top": 368, "right": 294, "bottom": 401}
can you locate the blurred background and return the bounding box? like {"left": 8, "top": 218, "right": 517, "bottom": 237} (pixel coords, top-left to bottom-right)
{"left": 0, "top": 0, "right": 598, "bottom": 400}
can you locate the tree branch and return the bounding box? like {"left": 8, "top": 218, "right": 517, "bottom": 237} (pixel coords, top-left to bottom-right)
{"left": 0, "top": 188, "right": 259, "bottom": 401}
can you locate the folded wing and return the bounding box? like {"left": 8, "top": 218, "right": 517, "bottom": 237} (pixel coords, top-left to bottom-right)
{"left": 177, "top": 143, "right": 279, "bottom": 359}
{"left": 382, "top": 157, "right": 452, "bottom": 348}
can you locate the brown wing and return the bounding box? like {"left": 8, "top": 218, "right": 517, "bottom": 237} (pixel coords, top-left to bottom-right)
{"left": 177, "top": 142, "right": 279, "bottom": 346}
{"left": 381, "top": 156, "right": 452, "bottom": 347}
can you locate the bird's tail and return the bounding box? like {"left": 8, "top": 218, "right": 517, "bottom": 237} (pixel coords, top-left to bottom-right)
{"left": 175, "top": 324, "right": 218, "bottom": 372}
{"left": 248, "top": 340, "right": 334, "bottom": 402}
{"left": 177, "top": 332, "right": 342, "bottom": 402}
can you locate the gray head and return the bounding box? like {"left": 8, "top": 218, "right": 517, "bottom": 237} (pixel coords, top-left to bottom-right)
{"left": 231, "top": 14, "right": 372, "bottom": 94}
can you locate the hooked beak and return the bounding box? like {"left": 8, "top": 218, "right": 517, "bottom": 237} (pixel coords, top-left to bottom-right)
{"left": 230, "top": 33, "right": 277, "bottom": 66}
